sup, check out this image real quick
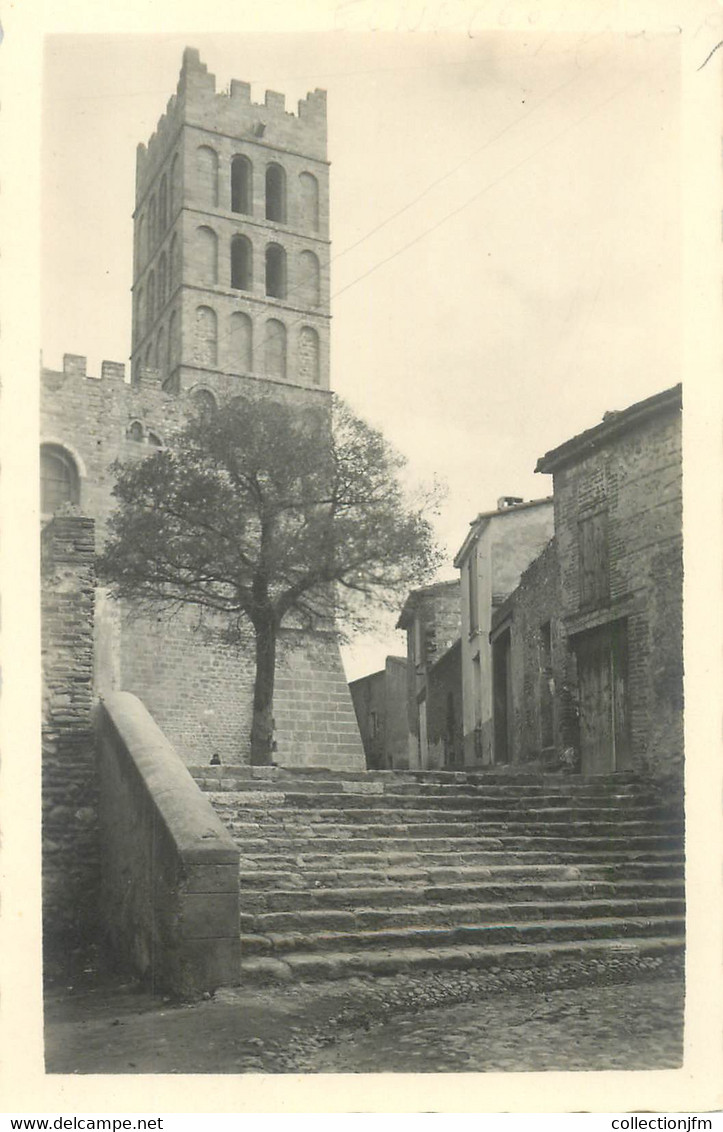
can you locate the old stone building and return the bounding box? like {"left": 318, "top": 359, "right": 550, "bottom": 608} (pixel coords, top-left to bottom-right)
{"left": 454, "top": 497, "right": 554, "bottom": 765}
{"left": 349, "top": 656, "right": 409, "bottom": 769}
{"left": 488, "top": 385, "right": 683, "bottom": 778}
{"left": 40, "top": 48, "right": 364, "bottom": 770}
{"left": 535, "top": 384, "right": 683, "bottom": 779}
{"left": 396, "top": 579, "right": 461, "bottom": 769}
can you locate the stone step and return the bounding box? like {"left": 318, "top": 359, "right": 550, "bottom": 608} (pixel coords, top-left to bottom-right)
{"left": 209, "top": 801, "right": 678, "bottom": 828}
{"left": 206, "top": 785, "right": 672, "bottom": 810}
{"left": 237, "top": 860, "right": 683, "bottom": 890}
{"left": 240, "top": 876, "right": 683, "bottom": 914}
{"left": 239, "top": 913, "right": 685, "bottom": 957}
{"left": 191, "top": 766, "right": 640, "bottom": 786}
{"left": 202, "top": 781, "right": 665, "bottom": 804}
{"left": 218, "top": 815, "right": 683, "bottom": 841}
{"left": 237, "top": 934, "right": 684, "bottom": 983}
{"left": 235, "top": 846, "right": 682, "bottom": 870}
{"left": 226, "top": 832, "right": 683, "bottom": 854}
{"left": 239, "top": 895, "right": 685, "bottom": 935}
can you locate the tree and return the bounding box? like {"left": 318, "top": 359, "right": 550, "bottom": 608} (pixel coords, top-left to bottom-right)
{"left": 98, "top": 394, "right": 443, "bottom": 764}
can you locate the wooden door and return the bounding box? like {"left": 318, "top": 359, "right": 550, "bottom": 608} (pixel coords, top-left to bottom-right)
{"left": 575, "top": 623, "right": 630, "bottom": 775}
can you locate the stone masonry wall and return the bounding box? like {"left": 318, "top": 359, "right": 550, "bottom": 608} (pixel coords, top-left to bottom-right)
{"left": 274, "top": 629, "right": 365, "bottom": 770}
{"left": 549, "top": 400, "right": 683, "bottom": 778}
{"left": 41, "top": 514, "right": 99, "bottom": 944}
{"left": 41, "top": 358, "right": 365, "bottom": 769}
{"left": 491, "top": 539, "right": 578, "bottom": 768}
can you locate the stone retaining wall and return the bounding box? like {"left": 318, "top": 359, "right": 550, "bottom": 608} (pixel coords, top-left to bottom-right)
{"left": 96, "top": 692, "right": 241, "bottom": 995}
{"left": 41, "top": 514, "right": 99, "bottom": 945}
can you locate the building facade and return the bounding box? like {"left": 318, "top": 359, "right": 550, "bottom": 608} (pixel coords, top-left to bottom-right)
{"left": 397, "top": 580, "right": 461, "bottom": 769}
{"left": 535, "top": 385, "right": 683, "bottom": 779}
{"left": 40, "top": 49, "right": 364, "bottom": 770}
{"left": 454, "top": 497, "right": 554, "bottom": 765}
{"left": 349, "top": 656, "right": 409, "bottom": 770}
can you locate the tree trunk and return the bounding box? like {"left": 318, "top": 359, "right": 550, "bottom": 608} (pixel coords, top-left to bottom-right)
{"left": 250, "top": 616, "right": 277, "bottom": 766}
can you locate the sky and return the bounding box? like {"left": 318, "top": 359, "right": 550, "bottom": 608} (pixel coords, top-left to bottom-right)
{"left": 42, "top": 29, "right": 682, "bottom": 679}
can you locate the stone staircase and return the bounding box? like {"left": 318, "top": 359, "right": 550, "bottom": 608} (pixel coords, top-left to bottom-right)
{"left": 188, "top": 766, "right": 685, "bottom": 983}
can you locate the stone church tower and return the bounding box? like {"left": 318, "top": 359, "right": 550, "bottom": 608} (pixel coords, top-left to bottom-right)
{"left": 130, "top": 47, "right": 329, "bottom": 404}
{"left": 41, "top": 49, "right": 365, "bottom": 771}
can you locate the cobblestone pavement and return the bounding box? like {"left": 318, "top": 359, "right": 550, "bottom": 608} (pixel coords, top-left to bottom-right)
{"left": 292, "top": 980, "right": 683, "bottom": 1073}
{"left": 45, "top": 951, "right": 683, "bottom": 1074}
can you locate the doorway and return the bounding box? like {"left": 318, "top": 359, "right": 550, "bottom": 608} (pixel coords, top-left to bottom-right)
{"left": 574, "top": 621, "right": 630, "bottom": 774}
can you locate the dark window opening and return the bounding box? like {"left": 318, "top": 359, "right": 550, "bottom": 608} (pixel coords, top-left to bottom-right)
{"left": 579, "top": 510, "right": 610, "bottom": 609}
{"left": 265, "top": 244, "right": 287, "bottom": 299}
{"left": 231, "top": 235, "right": 252, "bottom": 291}
{"left": 265, "top": 164, "right": 286, "bottom": 223}
{"left": 40, "top": 446, "right": 80, "bottom": 514}
{"left": 231, "top": 155, "right": 252, "bottom": 214}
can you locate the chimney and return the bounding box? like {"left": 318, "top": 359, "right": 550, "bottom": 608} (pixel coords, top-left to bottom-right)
{"left": 497, "top": 496, "right": 524, "bottom": 510}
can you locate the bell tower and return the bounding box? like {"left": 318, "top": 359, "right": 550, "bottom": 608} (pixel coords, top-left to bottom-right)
{"left": 130, "top": 48, "right": 330, "bottom": 403}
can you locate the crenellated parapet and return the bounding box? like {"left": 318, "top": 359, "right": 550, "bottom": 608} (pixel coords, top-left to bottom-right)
{"left": 136, "top": 47, "right": 327, "bottom": 204}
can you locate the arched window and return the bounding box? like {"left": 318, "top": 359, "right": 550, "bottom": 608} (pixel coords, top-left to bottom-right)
{"left": 196, "top": 145, "right": 219, "bottom": 207}
{"left": 146, "top": 271, "right": 156, "bottom": 326}
{"left": 231, "top": 155, "right": 252, "bottom": 214}
{"left": 148, "top": 196, "right": 157, "bottom": 249}
{"left": 265, "top": 244, "right": 287, "bottom": 299}
{"left": 194, "top": 305, "right": 217, "bottom": 367}
{"left": 265, "top": 163, "right": 286, "bottom": 223}
{"left": 195, "top": 226, "right": 218, "bottom": 285}
{"left": 230, "top": 311, "right": 253, "bottom": 372}
{"left": 158, "top": 252, "right": 167, "bottom": 307}
{"left": 168, "top": 309, "right": 180, "bottom": 372}
{"left": 191, "top": 388, "right": 217, "bottom": 416}
{"left": 159, "top": 174, "right": 168, "bottom": 233}
{"left": 169, "top": 233, "right": 180, "bottom": 292}
{"left": 231, "top": 235, "right": 252, "bottom": 291}
{"left": 298, "top": 326, "right": 320, "bottom": 385}
{"left": 136, "top": 216, "right": 145, "bottom": 272}
{"left": 299, "top": 172, "right": 319, "bottom": 231}
{"left": 265, "top": 318, "right": 286, "bottom": 379}
{"left": 40, "top": 444, "right": 80, "bottom": 514}
{"left": 126, "top": 421, "right": 144, "bottom": 442}
{"left": 298, "top": 250, "right": 320, "bottom": 307}
{"left": 170, "top": 153, "right": 181, "bottom": 215}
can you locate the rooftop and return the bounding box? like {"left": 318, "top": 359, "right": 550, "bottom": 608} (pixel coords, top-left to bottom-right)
{"left": 453, "top": 496, "right": 554, "bottom": 568}
{"left": 535, "top": 384, "right": 682, "bottom": 475}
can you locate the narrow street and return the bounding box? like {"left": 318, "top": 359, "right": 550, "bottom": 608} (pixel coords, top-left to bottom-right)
{"left": 44, "top": 951, "right": 683, "bottom": 1075}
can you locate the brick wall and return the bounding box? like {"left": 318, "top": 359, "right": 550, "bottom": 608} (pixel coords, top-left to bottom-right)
{"left": 41, "top": 514, "right": 99, "bottom": 944}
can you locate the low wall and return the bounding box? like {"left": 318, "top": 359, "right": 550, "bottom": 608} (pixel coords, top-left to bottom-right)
{"left": 95, "top": 692, "right": 240, "bottom": 996}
